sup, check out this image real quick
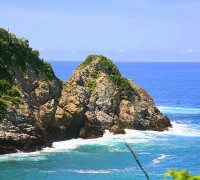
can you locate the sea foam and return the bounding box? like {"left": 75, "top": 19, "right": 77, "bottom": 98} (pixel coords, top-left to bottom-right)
{"left": 151, "top": 154, "right": 171, "bottom": 165}
{"left": 163, "top": 122, "right": 200, "bottom": 137}
{"left": 64, "top": 167, "right": 134, "bottom": 174}
{"left": 42, "top": 121, "right": 200, "bottom": 153}
{"left": 158, "top": 106, "right": 200, "bottom": 114}
{"left": 0, "top": 151, "right": 46, "bottom": 162}
{"left": 1, "top": 121, "right": 199, "bottom": 160}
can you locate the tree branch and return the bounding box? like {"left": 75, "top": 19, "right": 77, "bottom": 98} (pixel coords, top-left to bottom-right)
{"left": 124, "top": 140, "right": 150, "bottom": 180}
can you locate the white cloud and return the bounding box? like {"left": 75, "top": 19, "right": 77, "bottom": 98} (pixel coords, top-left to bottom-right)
{"left": 38, "top": 48, "right": 45, "bottom": 52}
{"left": 182, "top": 49, "right": 195, "bottom": 54}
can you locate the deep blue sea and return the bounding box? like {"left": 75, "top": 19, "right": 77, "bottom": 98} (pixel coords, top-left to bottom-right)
{"left": 0, "top": 62, "right": 200, "bottom": 180}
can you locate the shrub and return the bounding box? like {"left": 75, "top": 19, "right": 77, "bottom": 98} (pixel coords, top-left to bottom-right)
{"left": 79, "top": 55, "right": 137, "bottom": 100}
{"left": 0, "top": 79, "right": 11, "bottom": 91}
{"left": 0, "top": 80, "right": 21, "bottom": 119}
{"left": 164, "top": 169, "right": 200, "bottom": 180}
{"left": 0, "top": 98, "right": 7, "bottom": 121}
{"left": 0, "top": 28, "right": 58, "bottom": 120}
{"left": 42, "top": 61, "right": 55, "bottom": 80}
{"left": 0, "top": 28, "right": 58, "bottom": 81}
{"left": 78, "top": 55, "right": 95, "bottom": 69}
{"left": 7, "top": 87, "right": 20, "bottom": 96}
{"left": 88, "top": 80, "right": 97, "bottom": 92}
{"left": 6, "top": 96, "right": 22, "bottom": 105}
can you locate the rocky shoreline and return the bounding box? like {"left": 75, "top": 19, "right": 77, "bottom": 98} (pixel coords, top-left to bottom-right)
{"left": 0, "top": 29, "right": 171, "bottom": 154}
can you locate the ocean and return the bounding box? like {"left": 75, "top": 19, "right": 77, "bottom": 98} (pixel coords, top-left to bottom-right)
{"left": 0, "top": 62, "right": 200, "bottom": 180}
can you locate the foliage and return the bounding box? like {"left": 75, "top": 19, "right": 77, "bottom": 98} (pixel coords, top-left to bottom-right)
{"left": 0, "top": 79, "right": 11, "bottom": 91}
{"left": 164, "top": 169, "right": 200, "bottom": 180}
{"left": 0, "top": 80, "right": 20, "bottom": 98}
{"left": 42, "top": 61, "right": 55, "bottom": 80}
{"left": 6, "top": 87, "right": 21, "bottom": 97}
{"left": 97, "top": 56, "right": 137, "bottom": 100}
{"left": 0, "top": 98, "right": 7, "bottom": 121}
{"left": 80, "top": 55, "right": 137, "bottom": 100}
{"left": 78, "top": 55, "right": 95, "bottom": 69}
{"left": 0, "top": 28, "right": 57, "bottom": 80}
{"left": 0, "top": 28, "right": 58, "bottom": 120}
{"left": 88, "top": 80, "right": 97, "bottom": 92}
{"left": 0, "top": 79, "right": 21, "bottom": 117}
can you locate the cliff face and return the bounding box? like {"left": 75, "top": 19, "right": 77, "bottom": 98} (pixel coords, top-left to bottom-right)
{"left": 0, "top": 29, "right": 171, "bottom": 154}
{"left": 56, "top": 55, "right": 171, "bottom": 139}
{"left": 0, "top": 28, "right": 62, "bottom": 154}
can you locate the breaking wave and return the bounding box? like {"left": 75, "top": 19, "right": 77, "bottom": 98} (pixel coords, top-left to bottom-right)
{"left": 0, "top": 151, "right": 47, "bottom": 162}
{"left": 163, "top": 122, "right": 200, "bottom": 137}
{"left": 38, "top": 167, "right": 135, "bottom": 174}
{"left": 65, "top": 167, "right": 134, "bottom": 174}
{"left": 0, "top": 121, "right": 199, "bottom": 161}
{"left": 158, "top": 106, "right": 200, "bottom": 114}
{"left": 151, "top": 154, "right": 171, "bottom": 165}
{"left": 41, "top": 121, "right": 200, "bottom": 153}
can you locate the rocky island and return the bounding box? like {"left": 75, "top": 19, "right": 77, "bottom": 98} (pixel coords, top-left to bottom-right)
{"left": 0, "top": 28, "right": 171, "bottom": 154}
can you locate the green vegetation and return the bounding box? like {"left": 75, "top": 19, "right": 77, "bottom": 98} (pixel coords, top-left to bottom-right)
{"left": 0, "top": 79, "right": 21, "bottom": 100}
{"left": 0, "top": 28, "right": 56, "bottom": 80}
{"left": 88, "top": 80, "right": 97, "bottom": 92}
{"left": 78, "top": 55, "right": 95, "bottom": 69}
{"left": 0, "top": 98, "right": 7, "bottom": 121}
{"left": 42, "top": 61, "right": 56, "bottom": 80}
{"left": 0, "top": 28, "right": 58, "bottom": 121}
{"left": 164, "top": 169, "right": 200, "bottom": 180}
{"left": 97, "top": 56, "right": 137, "bottom": 100}
{"left": 80, "top": 55, "right": 137, "bottom": 100}
{"left": 0, "top": 79, "right": 21, "bottom": 121}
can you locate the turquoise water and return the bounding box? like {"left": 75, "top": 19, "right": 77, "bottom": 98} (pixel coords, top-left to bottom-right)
{"left": 0, "top": 62, "right": 200, "bottom": 179}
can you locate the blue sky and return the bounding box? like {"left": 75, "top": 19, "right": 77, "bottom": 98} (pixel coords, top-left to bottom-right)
{"left": 1, "top": 0, "right": 200, "bottom": 61}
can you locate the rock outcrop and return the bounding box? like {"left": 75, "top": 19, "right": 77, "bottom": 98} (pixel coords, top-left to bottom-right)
{"left": 0, "top": 29, "right": 171, "bottom": 154}
{"left": 0, "top": 28, "right": 61, "bottom": 154}
{"left": 55, "top": 55, "right": 171, "bottom": 139}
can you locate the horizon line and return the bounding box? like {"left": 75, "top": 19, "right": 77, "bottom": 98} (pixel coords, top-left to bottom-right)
{"left": 47, "top": 60, "right": 200, "bottom": 63}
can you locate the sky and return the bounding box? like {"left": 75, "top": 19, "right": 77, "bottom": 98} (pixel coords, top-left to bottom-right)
{"left": 0, "top": 0, "right": 200, "bottom": 62}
